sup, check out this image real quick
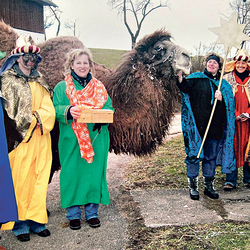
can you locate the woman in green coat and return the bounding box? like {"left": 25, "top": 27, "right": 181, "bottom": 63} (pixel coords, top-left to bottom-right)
{"left": 53, "top": 48, "right": 114, "bottom": 230}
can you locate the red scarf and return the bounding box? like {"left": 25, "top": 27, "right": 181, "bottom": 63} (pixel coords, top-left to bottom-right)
{"left": 65, "top": 74, "right": 108, "bottom": 163}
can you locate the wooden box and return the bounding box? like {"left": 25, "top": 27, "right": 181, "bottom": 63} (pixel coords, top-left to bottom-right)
{"left": 77, "top": 108, "right": 113, "bottom": 123}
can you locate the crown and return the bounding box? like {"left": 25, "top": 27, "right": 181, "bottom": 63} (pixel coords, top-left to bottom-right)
{"left": 11, "top": 35, "right": 40, "bottom": 55}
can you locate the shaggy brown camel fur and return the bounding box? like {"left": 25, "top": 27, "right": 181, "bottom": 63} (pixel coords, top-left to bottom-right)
{"left": 0, "top": 21, "right": 191, "bottom": 180}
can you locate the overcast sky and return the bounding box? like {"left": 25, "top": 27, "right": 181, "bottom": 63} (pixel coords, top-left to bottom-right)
{"left": 46, "top": 0, "right": 233, "bottom": 55}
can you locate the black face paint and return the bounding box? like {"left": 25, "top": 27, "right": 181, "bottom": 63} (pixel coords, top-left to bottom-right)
{"left": 22, "top": 53, "right": 38, "bottom": 68}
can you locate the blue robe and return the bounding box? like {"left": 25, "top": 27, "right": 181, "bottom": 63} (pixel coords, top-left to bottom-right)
{"left": 0, "top": 96, "right": 18, "bottom": 225}
{"left": 181, "top": 72, "right": 236, "bottom": 174}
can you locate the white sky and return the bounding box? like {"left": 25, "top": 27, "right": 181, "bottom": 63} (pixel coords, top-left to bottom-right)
{"left": 46, "top": 0, "right": 233, "bottom": 55}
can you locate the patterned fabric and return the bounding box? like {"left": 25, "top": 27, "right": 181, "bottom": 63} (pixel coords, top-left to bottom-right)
{"left": 65, "top": 74, "right": 108, "bottom": 163}
{"left": 1, "top": 77, "right": 55, "bottom": 230}
{"left": 11, "top": 35, "right": 40, "bottom": 55}
{"left": 224, "top": 71, "right": 250, "bottom": 165}
{"left": 11, "top": 45, "right": 40, "bottom": 55}
{"left": 0, "top": 68, "right": 51, "bottom": 150}
{"left": 225, "top": 71, "right": 250, "bottom": 99}
{"left": 181, "top": 72, "right": 236, "bottom": 174}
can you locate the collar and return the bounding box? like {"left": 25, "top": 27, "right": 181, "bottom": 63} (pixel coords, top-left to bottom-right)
{"left": 13, "top": 64, "right": 40, "bottom": 78}
{"left": 234, "top": 69, "right": 249, "bottom": 82}
{"left": 204, "top": 68, "right": 220, "bottom": 80}
{"left": 71, "top": 70, "right": 92, "bottom": 87}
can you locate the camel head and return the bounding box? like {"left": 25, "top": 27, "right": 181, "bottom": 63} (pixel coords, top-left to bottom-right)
{"left": 134, "top": 29, "right": 191, "bottom": 79}
{"left": 0, "top": 22, "right": 192, "bottom": 159}
{"left": 102, "top": 30, "right": 192, "bottom": 156}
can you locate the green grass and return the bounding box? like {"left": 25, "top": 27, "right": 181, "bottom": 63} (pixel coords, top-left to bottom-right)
{"left": 90, "top": 48, "right": 128, "bottom": 68}
{"left": 126, "top": 135, "right": 244, "bottom": 190}
{"left": 125, "top": 135, "right": 249, "bottom": 250}
{"left": 86, "top": 49, "right": 250, "bottom": 249}
{"left": 143, "top": 221, "right": 250, "bottom": 250}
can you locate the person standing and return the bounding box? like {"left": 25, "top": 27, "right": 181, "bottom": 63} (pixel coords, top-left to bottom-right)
{"left": 223, "top": 49, "right": 250, "bottom": 190}
{"left": 53, "top": 48, "right": 114, "bottom": 230}
{"left": 0, "top": 36, "right": 55, "bottom": 242}
{"left": 177, "top": 52, "right": 236, "bottom": 200}
{"left": 0, "top": 92, "right": 18, "bottom": 250}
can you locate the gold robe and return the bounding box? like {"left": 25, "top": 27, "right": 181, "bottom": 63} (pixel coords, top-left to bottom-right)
{"left": 1, "top": 70, "right": 55, "bottom": 230}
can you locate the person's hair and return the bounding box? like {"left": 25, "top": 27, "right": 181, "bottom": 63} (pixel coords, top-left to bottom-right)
{"left": 203, "top": 52, "right": 223, "bottom": 70}
{"left": 63, "top": 48, "right": 95, "bottom": 76}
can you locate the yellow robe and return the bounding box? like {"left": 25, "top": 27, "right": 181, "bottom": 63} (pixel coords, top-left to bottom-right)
{"left": 1, "top": 80, "right": 55, "bottom": 230}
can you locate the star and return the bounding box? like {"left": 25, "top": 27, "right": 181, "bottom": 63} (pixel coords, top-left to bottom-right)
{"left": 209, "top": 12, "right": 250, "bottom": 52}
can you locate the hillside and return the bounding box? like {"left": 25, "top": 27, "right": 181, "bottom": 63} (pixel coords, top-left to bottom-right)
{"left": 90, "top": 48, "right": 128, "bottom": 69}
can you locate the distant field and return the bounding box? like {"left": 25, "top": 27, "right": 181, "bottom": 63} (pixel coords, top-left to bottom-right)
{"left": 90, "top": 48, "right": 128, "bottom": 69}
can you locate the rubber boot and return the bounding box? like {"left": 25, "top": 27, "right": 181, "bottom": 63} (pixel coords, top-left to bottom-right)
{"left": 188, "top": 177, "right": 199, "bottom": 200}
{"left": 204, "top": 177, "right": 219, "bottom": 199}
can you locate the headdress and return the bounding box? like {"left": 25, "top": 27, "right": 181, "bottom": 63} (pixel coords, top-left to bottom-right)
{"left": 11, "top": 36, "right": 40, "bottom": 55}
{"left": 225, "top": 49, "right": 250, "bottom": 72}
{"left": 0, "top": 36, "right": 41, "bottom": 75}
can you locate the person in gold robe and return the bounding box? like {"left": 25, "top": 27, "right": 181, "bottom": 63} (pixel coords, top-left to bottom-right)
{"left": 0, "top": 36, "right": 55, "bottom": 242}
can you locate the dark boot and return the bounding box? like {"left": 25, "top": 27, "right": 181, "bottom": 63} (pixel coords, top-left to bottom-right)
{"left": 188, "top": 177, "right": 199, "bottom": 200}
{"left": 204, "top": 177, "right": 219, "bottom": 199}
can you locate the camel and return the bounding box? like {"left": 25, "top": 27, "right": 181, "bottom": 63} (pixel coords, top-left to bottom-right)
{"left": 0, "top": 21, "right": 191, "bottom": 179}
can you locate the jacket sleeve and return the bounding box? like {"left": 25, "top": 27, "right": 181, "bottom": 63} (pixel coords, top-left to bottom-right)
{"left": 177, "top": 77, "right": 195, "bottom": 93}
{"left": 102, "top": 95, "right": 115, "bottom": 113}
{"left": 33, "top": 88, "right": 56, "bottom": 136}
{"left": 53, "top": 81, "right": 72, "bottom": 125}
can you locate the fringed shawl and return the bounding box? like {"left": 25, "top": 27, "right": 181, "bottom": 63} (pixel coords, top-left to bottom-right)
{"left": 181, "top": 72, "right": 236, "bottom": 174}
{"left": 224, "top": 71, "right": 250, "bottom": 101}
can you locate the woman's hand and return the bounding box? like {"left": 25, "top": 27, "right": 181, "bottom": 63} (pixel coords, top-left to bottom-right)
{"left": 215, "top": 90, "right": 222, "bottom": 101}
{"left": 236, "top": 113, "right": 249, "bottom": 122}
{"left": 70, "top": 106, "right": 81, "bottom": 120}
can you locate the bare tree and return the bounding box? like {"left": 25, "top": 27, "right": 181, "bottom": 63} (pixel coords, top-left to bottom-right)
{"left": 109, "top": 0, "right": 169, "bottom": 48}
{"left": 65, "top": 19, "right": 80, "bottom": 37}
{"left": 44, "top": 6, "right": 62, "bottom": 39}
{"left": 228, "top": 0, "right": 250, "bottom": 48}
{"left": 191, "top": 42, "right": 225, "bottom": 72}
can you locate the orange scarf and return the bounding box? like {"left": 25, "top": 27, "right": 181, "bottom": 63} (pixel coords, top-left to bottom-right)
{"left": 65, "top": 74, "right": 108, "bottom": 163}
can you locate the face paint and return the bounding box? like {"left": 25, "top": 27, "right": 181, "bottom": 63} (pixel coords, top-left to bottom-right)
{"left": 22, "top": 53, "right": 38, "bottom": 68}
{"left": 17, "top": 53, "right": 38, "bottom": 75}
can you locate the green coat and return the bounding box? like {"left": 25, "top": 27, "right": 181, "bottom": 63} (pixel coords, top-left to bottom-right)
{"left": 53, "top": 79, "right": 114, "bottom": 208}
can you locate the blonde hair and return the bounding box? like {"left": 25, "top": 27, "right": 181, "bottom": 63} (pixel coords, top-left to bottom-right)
{"left": 63, "top": 48, "right": 95, "bottom": 76}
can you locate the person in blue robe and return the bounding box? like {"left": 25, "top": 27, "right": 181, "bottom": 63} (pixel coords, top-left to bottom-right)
{"left": 177, "top": 52, "right": 236, "bottom": 200}
{"left": 0, "top": 94, "right": 18, "bottom": 227}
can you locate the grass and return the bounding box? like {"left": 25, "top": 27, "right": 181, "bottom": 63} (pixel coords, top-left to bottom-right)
{"left": 90, "top": 47, "right": 128, "bottom": 69}
{"left": 142, "top": 221, "right": 250, "bottom": 250}
{"left": 125, "top": 135, "right": 249, "bottom": 250}
{"left": 126, "top": 135, "right": 244, "bottom": 190}
{"left": 86, "top": 48, "right": 250, "bottom": 249}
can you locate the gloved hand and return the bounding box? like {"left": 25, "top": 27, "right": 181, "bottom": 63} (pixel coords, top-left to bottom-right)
{"left": 93, "top": 123, "right": 108, "bottom": 133}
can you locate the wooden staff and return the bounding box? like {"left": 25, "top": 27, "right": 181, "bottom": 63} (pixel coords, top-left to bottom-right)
{"left": 197, "top": 47, "right": 229, "bottom": 158}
